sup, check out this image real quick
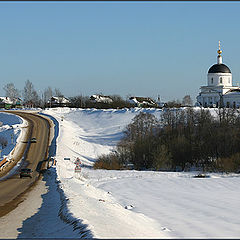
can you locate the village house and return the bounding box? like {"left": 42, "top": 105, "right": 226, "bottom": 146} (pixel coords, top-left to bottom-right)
{"left": 90, "top": 94, "right": 113, "bottom": 103}
{"left": 47, "top": 96, "right": 71, "bottom": 107}
{"left": 0, "top": 97, "right": 23, "bottom": 109}
{"left": 129, "top": 96, "right": 158, "bottom": 108}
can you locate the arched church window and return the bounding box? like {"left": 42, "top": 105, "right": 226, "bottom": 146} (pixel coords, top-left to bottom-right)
{"left": 220, "top": 77, "right": 223, "bottom": 84}
{"left": 211, "top": 78, "right": 213, "bottom": 84}
{"left": 228, "top": 78, "right": 230, "bottom": 83}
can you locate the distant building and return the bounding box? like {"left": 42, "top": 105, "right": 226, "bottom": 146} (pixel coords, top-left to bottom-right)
{"left": 90, "top": 94, "right": 113, "bottom": 103}
{"left": 156, "top": 95, "right": 165, "bottom": 108}
{"left": 48, "top": 96, "right": 71, "bottom": 107}
{"left": 0, "top": 97, "right": 13, "bottom": 105}
{"left": 0, "top": 97, "right": 23, "bottom": 109}
{"left": 197, "top": 41, "right": 240, "bottom": 108}
{"left": 129, "top": 96, "right": 157, "bottom": 107}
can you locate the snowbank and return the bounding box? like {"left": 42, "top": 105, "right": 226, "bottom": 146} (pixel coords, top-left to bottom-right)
{"left": 0, "top": 112, "right": 28, "bottom": 161}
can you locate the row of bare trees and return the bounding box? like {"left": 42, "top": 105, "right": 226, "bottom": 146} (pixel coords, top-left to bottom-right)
{"left": 165, "top": 95, "right": 193, "bottom": 108}
{"left": 94, "top": 108, "right": 240, "bottom": 173}
{"left": 3, "top": 81, "right": 63, "bottom": 108}
{"left": 69, "top": 94, "right": 193, "bottom": 109}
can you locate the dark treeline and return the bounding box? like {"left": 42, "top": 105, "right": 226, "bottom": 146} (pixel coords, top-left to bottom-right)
{"left": 94, "top": 108, "right": 240, "bottom": 173}
{"left": 69, "top": 95, "right": 135, "bottom": 109}
{"left": 69, "top": 94, "right": 193, "bottom": 109}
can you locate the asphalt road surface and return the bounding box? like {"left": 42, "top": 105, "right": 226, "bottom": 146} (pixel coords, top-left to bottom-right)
{"left": 0, "top": 111, "right": 50, "bottom": 217}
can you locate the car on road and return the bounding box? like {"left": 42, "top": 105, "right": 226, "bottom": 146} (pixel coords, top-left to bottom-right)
{"left": 20, "top": 168, "right": 33, "bottom": 178}
{"left": 31, "top": 137, "right": 37, "bottom": 143}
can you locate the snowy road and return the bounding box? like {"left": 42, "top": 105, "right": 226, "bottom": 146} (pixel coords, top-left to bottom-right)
{"left": 0, "top": 111, "right": 91, "bottom": 238}
{"left": 0, "top": 111, "right": 50, "bottom": 215}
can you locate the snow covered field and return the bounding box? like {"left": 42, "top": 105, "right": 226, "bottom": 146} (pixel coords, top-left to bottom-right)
{"left": 0, "top": 108, "right": 240, "bottom": 238}
{"left": 42, "top": 108, "right": 240, "bottom": 238}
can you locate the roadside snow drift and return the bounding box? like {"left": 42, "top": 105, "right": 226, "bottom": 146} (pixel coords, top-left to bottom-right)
{"left": 0, "top": 112, "right": 27, "bottom": 161}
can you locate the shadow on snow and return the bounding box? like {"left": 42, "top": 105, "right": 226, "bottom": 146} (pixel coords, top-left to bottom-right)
{"left": 78, "top": 131, "right": 123, "bottom": 147}
{"left": 16, "top": 113, "right": 93, "bottom": 238}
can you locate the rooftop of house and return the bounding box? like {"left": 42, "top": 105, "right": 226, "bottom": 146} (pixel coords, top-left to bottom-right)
{"left": 129, "top": 96, "right": 157, "bottom": 106}
{"left": 48, "top": 96, "right": 71, "bottom": 104}
{"left": 0, "top": 97, "right": 22, "bottom": 104}
{"left": 90, "top": 94, "right": 113, "bottom": 103}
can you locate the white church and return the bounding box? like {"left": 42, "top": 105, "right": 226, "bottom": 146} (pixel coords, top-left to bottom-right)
{"left": 197, "top": 41, "right": 240, "bottom": 108}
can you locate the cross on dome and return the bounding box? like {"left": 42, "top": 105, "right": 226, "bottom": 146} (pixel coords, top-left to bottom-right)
{"left": 217, "top": 40, "right": 222, "bottom": 55}
{"left": 208, "top": 41, "right": 231, "bottom": 73}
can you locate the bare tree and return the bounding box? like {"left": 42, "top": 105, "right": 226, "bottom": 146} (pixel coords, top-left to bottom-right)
{"left": 69, "top": 95, "right": 87, "bottom": 108}
{"left": 54, "top": 88, "right": 63, "bottom": 97}
{"left": 165, "top": 99, "right": 182, "bottom": 108}
{"left": 43, "top": 86, "right": 53, "bottom": 106}
{"left": 23, "top": 80, "right": 39, "bottom": 107}
{"left": 32, "top": 90, "right": 40, "bottom": 106}
{"left": 3, "top": 83, "right": 20, "bottom": 103}
{"left": 54, "top": 88, "right": 64, "bottom": 104}
{"left": 153, "top": 144, "right": 172, "bottom": 171}
{"left": 182, "top": 95, "right": 193, "bottom": 107}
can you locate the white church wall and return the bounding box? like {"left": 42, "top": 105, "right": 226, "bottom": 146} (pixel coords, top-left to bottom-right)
{"left": 222, "top": 87, "right": 239, "bottom": 94}
{"left": 223, "top": 93, "right": 240, "bottom": 108}
{"left": 207, "top": 73, "right": 232, "bottom": 87}
{"left": 208, "top": 73, "right": 218, "bottom": 86}
{"left": 198, "top": 92, "right": 220, "bottom": 107}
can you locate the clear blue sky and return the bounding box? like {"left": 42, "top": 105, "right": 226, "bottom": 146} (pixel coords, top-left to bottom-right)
{"left": 0, "top": 1, "right": 240, "bottom": 102}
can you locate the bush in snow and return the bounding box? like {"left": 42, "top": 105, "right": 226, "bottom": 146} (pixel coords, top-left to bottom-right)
{"left": 215, "top": 152, "right": 240, "bottom": 173}
{"left": 94, "top": 153, "right": 122, "bottom": 170}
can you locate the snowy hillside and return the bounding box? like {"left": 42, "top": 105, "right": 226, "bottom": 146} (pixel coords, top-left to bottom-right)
{"left": 42, "top": 107, "right": 240, "bottom": 238}
{"left": 44, "top": 107, "right": 165, "bottom": 166}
